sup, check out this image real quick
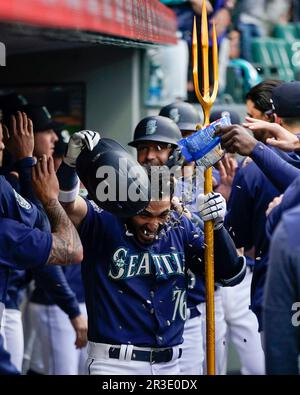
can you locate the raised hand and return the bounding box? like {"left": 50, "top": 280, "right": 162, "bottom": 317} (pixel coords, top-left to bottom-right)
{"left": 2, "top": 112, "right": 34, "bottom": 160}
{"left": 214, "top": 154, "right": 238, "bottom": 201}
{"left": 64, "top": 130, "right": 100, "bottom": 167}
{"left": 215, "top": 124, "right": 258, "bottom": 156}
{"left": 32, "top": 155, "right": 59, "bottom": 205}
{"left": 244, "top": 117, "right": 299, "bottom": 152}
{"left": 197, "top": 192, "right": 226, "bottom": 230}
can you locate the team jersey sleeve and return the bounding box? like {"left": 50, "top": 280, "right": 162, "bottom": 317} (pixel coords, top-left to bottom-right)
{"left": 78, "top": 199, "right": 105, "bottom": 250}
{"left": 32, "top": 265, "right": 81, "bottom": 319}
{"left": 225, "top": 169, "right": 254, "bottom": 250}
{"left": 184, "top": 216, "right": 246, "bottom": 287}
{"left": 250, "top": 143, "right": 300, "bottom": 192}
{"left": 0, "top": 217, "right": 52, "bottom": 270}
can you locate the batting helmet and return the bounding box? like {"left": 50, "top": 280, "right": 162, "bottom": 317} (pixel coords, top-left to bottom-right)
{"left": 159, "top": 101, "right": 202, "bottom": 132}
{"left": 128, "top": 115, "right": 182, "bottom": 148}
{"left": 76, "top": 138, "right": 150, "bottom": 217}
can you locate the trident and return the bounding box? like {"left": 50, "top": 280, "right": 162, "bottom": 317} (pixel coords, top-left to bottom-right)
{"left": 192, "top": 0, "right": 219, "bottom": 375}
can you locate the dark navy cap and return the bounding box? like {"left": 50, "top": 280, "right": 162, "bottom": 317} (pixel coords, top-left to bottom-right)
{"left": 210, "top": 109, "right": 241, "bottom": 124}
{"left": 272, "top": 81, "right": 300, "bottom": 117}
{"left": 2, "top": 104, "right": 58, "bottom": 133}
{"left": 0, "top": 93, "right": 28, "bottom": 110}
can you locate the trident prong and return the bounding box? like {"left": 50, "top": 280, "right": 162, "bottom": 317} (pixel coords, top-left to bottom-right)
{"left": 192, "top": 0, "right": 219, "bottom": 376}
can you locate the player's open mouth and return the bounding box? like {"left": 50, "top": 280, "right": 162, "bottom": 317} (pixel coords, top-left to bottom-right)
{"left": 139, "top": 228, "right": 156, "bottom": 242}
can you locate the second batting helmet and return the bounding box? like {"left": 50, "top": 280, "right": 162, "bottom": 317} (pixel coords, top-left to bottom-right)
{"left": 76, "top": 138, "right": 150, "bottom": 217}
{"left": 128, "top": 115, "right": 182, "bottom": 148}
{"left": 159, "top": 101, "right": 202, "bottom": 132}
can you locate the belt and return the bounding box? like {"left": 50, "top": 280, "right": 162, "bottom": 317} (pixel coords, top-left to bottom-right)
{"left": 108, "top": 347, "right": 182, "bottom": 364}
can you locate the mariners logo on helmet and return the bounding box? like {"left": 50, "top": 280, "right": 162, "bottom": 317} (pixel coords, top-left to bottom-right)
{"left": 145, "top": 120, "right": 157, "bottom": 135}
{"left": 169, "top": 108, "right": 180, "bottom": 124}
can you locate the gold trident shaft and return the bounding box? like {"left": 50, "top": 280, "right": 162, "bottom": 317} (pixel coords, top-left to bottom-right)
{"left": 192, "top": 0, "right": 219, "bottom": 375}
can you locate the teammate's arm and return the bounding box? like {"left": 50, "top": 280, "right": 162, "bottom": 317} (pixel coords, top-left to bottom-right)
{"left": 56, "top": 130, "right": 100, "bottom": 228}
{"left": 216, "top": 124, "right": 300, "bottom": 192}
{"left": 244, "top": 117, "right": 300, "bottom": 152}
{"left": 32, "top": 155, "right": 83, "bottom": 265}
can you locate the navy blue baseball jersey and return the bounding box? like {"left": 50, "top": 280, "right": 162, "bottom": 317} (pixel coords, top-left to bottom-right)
{"left": 263, "top": 203, "right": 300, "bottom": 374}
{"left": 4, "top": 265, "right": 82, "bottom": 319}
{"left": 30, "top": 265, "right": 83, "bottom": 318}
{"left": 0, "top": 176, "right": 52, "bottom": 303}
{"left": 79, "top": 200, "right": 245, "bottom": 348}
{"left": 225, "top": 146, "right": 300, "bottom": 330}
{"left": 3, "top": 172, "right": 82, "bottom": 318}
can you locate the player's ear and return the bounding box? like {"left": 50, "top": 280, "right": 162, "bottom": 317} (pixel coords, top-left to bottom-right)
{"left": 273, "top": 114, "right": 282, "bottom": 125}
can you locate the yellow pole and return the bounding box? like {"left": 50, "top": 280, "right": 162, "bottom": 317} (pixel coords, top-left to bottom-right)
{"left": 192, "top": 0, "right": 219, "bottom": 375}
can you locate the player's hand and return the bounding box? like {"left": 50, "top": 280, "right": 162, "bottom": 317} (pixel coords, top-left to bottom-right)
{"left": 266, "top": 194, "right": 283, "bottom": 217}
{"left": 244, "top": 117, "right": 300, "bottom": 152}
{"left": 63, "top": 130, "right": 101, "bottom": 167}
{"left": 32, "top": 155, "right": 59, "bottom": 205}
{"left": 2, "top": 112, "right": 34, "bottom": 160}
{"left": 71, "top": 314, "right": 88, "bottom": 349}
{"left": 215, "top": 124, "right": 258, "bottom": 156}
{"left": 197, "top": 192, "right": 226, "bottom": 229}
{"left": 214, "top": 154, "right": 238, "bottom": 201}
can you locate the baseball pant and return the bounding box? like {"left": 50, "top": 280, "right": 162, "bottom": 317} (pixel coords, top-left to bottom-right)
{"left": 200, "top": 290, "right": 228, "bottom": 375}
{"left": 220, "top": 268, "right": 265, "bottom": 375}
{"left": 180, "top": 308, "right": 203, "bottom": 375}
{"left": 26, "top": 302, "right": 88, "bottom": 375}
{"left": 1, "top": 308, "right": 24, "bottom": 371}
{"left": 87, "top": 342, "right": 182, "bottom": 375}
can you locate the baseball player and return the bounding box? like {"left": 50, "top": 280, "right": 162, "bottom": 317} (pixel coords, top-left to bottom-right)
{"left": 156, "top": 102, "right": 227, "bottom": 375}
{"left": 24, "top": 123, "right": 87, "bottom": 375}
{"left": 57, "top": 129, "right": 246, "bottom": 375}
{"left": 0, "top": 120, "right": 83, "bottom": 373}
{"left": 217, "top": 82, "right": 300, "bottom": 336}
{"left": 0, "top": 109, "right": 87, "bottom": 374}
{"left": 204, "top": 109, "right": 265, "bottom": 375}
{"left": 264, "top": 203, "right": 300, "bottom": 374}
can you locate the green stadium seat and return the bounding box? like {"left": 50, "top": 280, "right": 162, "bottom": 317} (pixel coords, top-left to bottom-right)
{"left": 251, "top": 37, "right": 294, "bottom": 81}
{"left": 265, "top": 38, "right": 294, "bottom": 81}
{"left": 273, "top": 24, "right": 297, "bottom": 42}
{"left": 251, "top": 38, "right": 280, "bottom": 79}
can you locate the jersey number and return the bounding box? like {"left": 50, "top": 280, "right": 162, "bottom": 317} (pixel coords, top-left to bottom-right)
{"left": 172, "top": 289, "right": 187, "bottom": 321}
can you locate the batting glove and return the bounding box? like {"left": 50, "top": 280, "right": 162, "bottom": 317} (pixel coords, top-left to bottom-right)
{"left": 63, "top": 130, "right": 101, "bottom": 168}
{"left": 197, "top": 192, "right": 226, "bottom": 230}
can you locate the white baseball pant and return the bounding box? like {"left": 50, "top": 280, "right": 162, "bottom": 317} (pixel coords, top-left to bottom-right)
{"left": 180, "top": 306, "right": 204, "bottom": 375}
{"left": 26, "top": 302, "right": 87, "bottom": 375}
{"left": 1, "top": 308, "right": 24, "bottom": 371}
{"left": 86, "top": 342, "right": 182, "bottom": 375}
